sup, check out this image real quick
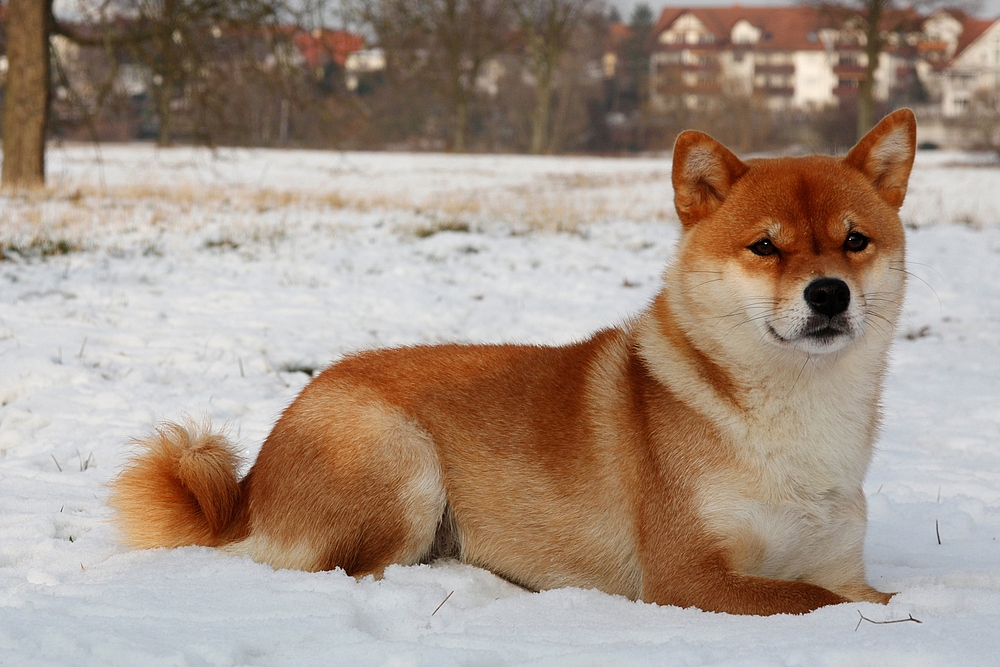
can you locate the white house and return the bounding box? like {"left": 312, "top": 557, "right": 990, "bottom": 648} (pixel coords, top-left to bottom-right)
{"left": 345, "top": 48, "right": 386, "bottom": 92}
{"left": 919, "top": 10, "right": 1000, "bottom": 117}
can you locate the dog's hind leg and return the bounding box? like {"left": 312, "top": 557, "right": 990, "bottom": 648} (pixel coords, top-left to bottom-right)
{"left": 227, "top": 385, "right": 448, "bottom": 576}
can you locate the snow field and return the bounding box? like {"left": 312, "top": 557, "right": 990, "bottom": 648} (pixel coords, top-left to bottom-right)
{"left": 0, "top": 145, "right": 999, "bottom": 665}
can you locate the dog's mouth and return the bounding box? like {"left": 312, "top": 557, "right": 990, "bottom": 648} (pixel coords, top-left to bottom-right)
{"left": 803, "top": 318, "right": 851, "bottom": 340}
{"left": 767, "top": 316, "right": 853, "bottom": 347}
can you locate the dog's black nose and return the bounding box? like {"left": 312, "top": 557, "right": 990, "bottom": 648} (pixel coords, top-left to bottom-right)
{"left": 804, "top": 278, "right": 850, "bottom": 317}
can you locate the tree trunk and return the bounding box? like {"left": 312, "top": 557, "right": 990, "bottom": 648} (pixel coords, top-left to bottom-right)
{"left": 2, "top": 0, "right": 53, "bottom": 190}
{"left": 452, "top": 96, "right": 468, "bottom": 152}
{"left": 155, "top": 80, "right": 174, "bottom": 147}
{"left": 530, "top": 50, "right": 555, "bottom": 154}
{"left": 857, "top": 0, "right": 885, "bottom": 141}
{"left": 450, "top": 54, "right": 471, "bottom": 152}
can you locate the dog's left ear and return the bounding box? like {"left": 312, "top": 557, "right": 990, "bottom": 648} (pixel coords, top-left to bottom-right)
{"left": 844, "top": 108, "right": 917, "bottom": 210}
{"left": 672, "top": 131, "right": 748, "bottom": 228}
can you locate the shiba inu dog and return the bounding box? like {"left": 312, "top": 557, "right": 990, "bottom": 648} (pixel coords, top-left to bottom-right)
{"left": 110, "top": 109, "right": 916, "bottom": 615}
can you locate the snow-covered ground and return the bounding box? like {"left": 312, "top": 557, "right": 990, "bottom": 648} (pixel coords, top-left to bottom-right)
{"left": 1, "top": 144, "right": 999, "bottom": 666}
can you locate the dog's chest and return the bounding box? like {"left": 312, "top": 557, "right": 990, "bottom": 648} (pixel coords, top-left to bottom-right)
{"left": 697, "top": 402, "right": 873, "bottom": 580}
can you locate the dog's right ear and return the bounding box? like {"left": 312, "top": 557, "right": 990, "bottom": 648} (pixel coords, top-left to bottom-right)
{"left": 672, "top": 131, "right": 748, "bottom": 228}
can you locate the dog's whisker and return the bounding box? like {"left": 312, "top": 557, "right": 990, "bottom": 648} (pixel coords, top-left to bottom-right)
{"left": 888, "top": 266, "right": 941, "bottom": 308}
{"left": 892, "top": 259, "right": 944, "bottom": 281}
{"left": 785, "top": 354, "right": 813, "bottom": 398}
{"left": 681, "top": 278, "right": 724, "bottom": 295}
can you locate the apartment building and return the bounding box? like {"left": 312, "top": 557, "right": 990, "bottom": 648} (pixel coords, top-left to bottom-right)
{"left": 647, "top": 5, "right": 930, "bottom": 114}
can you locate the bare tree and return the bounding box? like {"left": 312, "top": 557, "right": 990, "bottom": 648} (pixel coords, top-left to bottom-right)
{"left": 2, "top": 0, "right": 54, "bottom": 189}
{"left": 53, "top": 0, "right": 371, "bottom": 148}
{"left": 511, "top": 0, "right": 597, "bottom": 154}
{"left": 613, "top": 3, "right": 654, "bottom": 150}
{"left": 841, "top": 0, "right": 902, "bottom": 138}
{"left": 530, "top": 10, "right": 607, "bottom": 153}
{"left": 808, "top": 0, "right": 930, "bottom": 140}
{"left": 962, "top": 85, "right": 1000, "bottom": 162}
{"left": 2, "top": 0, "right": 312, "bottom": 188}
{"left": 356, "top": 0, "right": 513, "bottom": 151}
{"left": 99, "top": 0, "right": 281, "bottom": 146}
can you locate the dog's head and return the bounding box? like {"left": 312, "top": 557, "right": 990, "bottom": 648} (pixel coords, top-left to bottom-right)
{"left": 669, "top": 109, "right": 915, "bottom": 356}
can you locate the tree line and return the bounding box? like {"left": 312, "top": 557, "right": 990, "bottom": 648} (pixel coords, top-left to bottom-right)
{"left": 3, "top": 0, "right": 973, "bottom": 190}
{"left": 3, "top": 0, "right": 667, "bottom": 188}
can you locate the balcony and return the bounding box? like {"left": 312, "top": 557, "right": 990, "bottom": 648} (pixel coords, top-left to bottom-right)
{"left": 755, "top": 84, "right": 794, "bottom": 97}
{"left": 754, "top": 64, "right": 794, "bottom": 75}
{"left": 680, "top": 62, "right": 716, "bottom": 72}
{"left": 833, "top": 63, "right": 866, "bottom": 76}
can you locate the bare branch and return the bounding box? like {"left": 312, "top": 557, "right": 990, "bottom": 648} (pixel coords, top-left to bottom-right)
{"left": 855, "top": 611, "right": 923, "bottom": 631}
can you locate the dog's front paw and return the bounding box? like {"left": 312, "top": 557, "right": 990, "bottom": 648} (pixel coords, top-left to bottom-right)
{"left": 834, "top": 583, "right": 894, "bottom": 604}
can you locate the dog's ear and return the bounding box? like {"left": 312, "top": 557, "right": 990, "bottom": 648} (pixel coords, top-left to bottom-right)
{"left": 672, "top": 131, "right": 748, "bottom": 228}
{"left": 844, "top": 108, "right": 917, "bottom": 210}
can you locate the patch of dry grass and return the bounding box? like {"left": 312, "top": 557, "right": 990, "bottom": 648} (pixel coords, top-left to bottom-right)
{"left": 0, "top": 161, "right": 682, "bottom": 260}
{"left": 67, "top": 183, "right": 376, "bottom": 213}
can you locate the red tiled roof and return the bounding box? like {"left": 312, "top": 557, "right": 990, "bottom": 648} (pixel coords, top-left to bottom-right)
{"left": 653, "top": 6, "right": 836, "bottom": 51}
{"left": 652, "top": 4, "right": 927, "bottom": 52}
{"left": 292, "top": 29, "right": 365, "bottom": 68}
{"left": 608, "top": 21, "right": 631, "bottom": 47}
{"left": 947, "top": 10, "right": 996, "bottom": 58}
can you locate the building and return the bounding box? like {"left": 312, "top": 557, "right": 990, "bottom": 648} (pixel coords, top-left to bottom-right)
{"left": 345, "top": 49, "right": 386, "bottom": 93}
{"left": 648, "top": 5, "right": 920, "bottom": 113}
{"left": 918, "top": 10, "right": 1000, "bottom": 117}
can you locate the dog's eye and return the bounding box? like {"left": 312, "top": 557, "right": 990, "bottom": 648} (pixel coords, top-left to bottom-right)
{"left": 844, "top": 232, "right": 870, "bottom": 252}
{"left": 749, "top": 239, "right": 779, "bottom": 256}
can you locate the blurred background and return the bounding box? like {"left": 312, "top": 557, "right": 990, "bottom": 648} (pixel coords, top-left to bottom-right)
{"left": 1, "top": 0, "right": 999, "bottom": 189}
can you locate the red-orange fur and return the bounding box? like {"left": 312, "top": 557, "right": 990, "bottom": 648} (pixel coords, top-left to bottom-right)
{"left": 110, "top": 110, "right": 916, "bottom": 615}
{"left": 108, "top": 422, "right": 247, "bottom": 548}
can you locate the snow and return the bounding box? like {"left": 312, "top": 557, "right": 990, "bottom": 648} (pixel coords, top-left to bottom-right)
{"left": 1, "top": 144, "right": 1000, "bottom": 665}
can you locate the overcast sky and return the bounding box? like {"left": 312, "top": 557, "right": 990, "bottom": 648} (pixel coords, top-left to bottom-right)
{"left": 51, "top": 0, "right": 1000, "bottom": 28}
{"left": 609, "top": 0, "right": 1000, "bottom": 21}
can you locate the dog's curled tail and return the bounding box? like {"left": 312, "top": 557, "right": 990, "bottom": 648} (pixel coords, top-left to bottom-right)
{"left": 108, "top": 421, "right": 247, "bottom": 549}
